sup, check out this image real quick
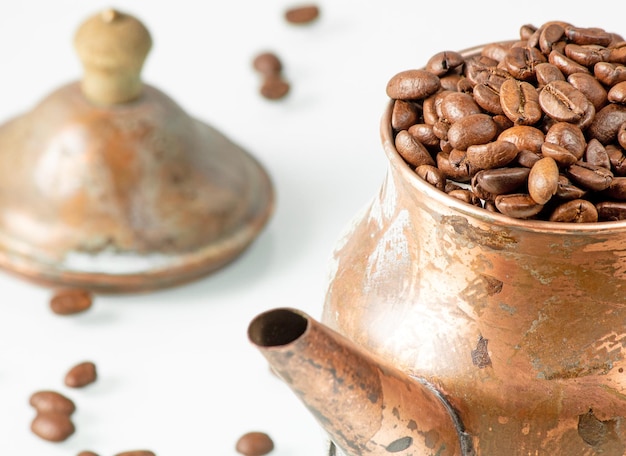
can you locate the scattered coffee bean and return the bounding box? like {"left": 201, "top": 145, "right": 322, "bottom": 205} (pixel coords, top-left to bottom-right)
{"left": 386, "top": 21, "right": 626, "bottom": 221}
{"left": 284, "top": 4, "right": 320, "bottom": 25}
{"left": 29, "top": 390, "right": 76, "bottom": 415}
{"left": 260, "top": 75, "right": 290, "bottom": 100}
{"left": 236, "top": 431, "right": 275, "bottom": 456}
{"left": 252, "top": 52, "right": 283, "bottom": 76}
{"left": 49, "top": 288, "right": 93, "bottom": 315}
{"left": 65, "top": 361, "right": 97, "bottom": 388}
{"left": 77, "top": 452, "right": 100, "bottom": 456}
{"left": 31, "top": 411, "right": 75, "bottom": 442}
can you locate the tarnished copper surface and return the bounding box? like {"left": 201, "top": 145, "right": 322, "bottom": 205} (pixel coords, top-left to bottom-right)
{"left": 0, "top": 10, "right": 274, "bottom": 292}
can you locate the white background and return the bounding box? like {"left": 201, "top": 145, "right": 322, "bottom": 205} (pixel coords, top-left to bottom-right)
{"left": 0, "top": 1, "right": 623, "bottom": 455}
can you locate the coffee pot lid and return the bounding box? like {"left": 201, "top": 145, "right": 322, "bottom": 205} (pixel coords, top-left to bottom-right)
{"left": 0, "top": 8, "right": 274, "bottom": 292}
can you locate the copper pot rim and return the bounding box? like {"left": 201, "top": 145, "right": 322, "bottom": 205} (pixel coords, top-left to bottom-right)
{"left": 380, "top": 42, "right": 626, "bottom": 235}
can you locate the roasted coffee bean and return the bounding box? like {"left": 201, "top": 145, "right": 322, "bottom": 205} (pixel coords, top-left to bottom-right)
{"left": 529, "top": 157, "right": 559, "bottom": 204}
{"left": 425, "top": 50, "right": 465, "bottom": 76}
{"left": 516, "top": 149, "right": 543, "bottom": 168}
{"left": 495, "top": 193, "right": 544, "bottom": 218}
{"left": 540, "top": 23, "right": 566, "bottom": 54}
{"left": 608, "top": 42, "right": 626, "bottom": 64}
{"left": 31, "top": 412, "right": 75, "bottom": 442}
{"left": 408, "top": 123, "right": 440, "bottom": 148}
{"left": 566, "top": 162, "right": 614, "bottom": 191}
{"left": 602, "top": 176, "right": 626, "bottom": 200}
{"left": 284, "top": 4, "right": 320, "bottom": 24}
{"left": 541, "top": 142, "right": 578, "bottom": 167}
{"left": 77, "top": 452, "right": 100, "bottom": 456}
{"left": 464, "top": 54, "right": 500, "bottom": 85}
{"left": 520, "top": 24, "right": 538, "bottom": 41}
{"left": 585, "top": 138, "right": 611, "bottom": 169}
{"left": 549, "top": 199, "right": 598, "bottom": 222}
{"left": 440, "top": 92, "right": 482, "bottom": 122}
{"left": 432, "top": 120, "right": 450, "bottom": 140}
{"left": 607, "top": 144, "right": 626, "bottom": 175}
{"left": 594, "top": 62, "right": 626, "bottom": 86}
{"left": 567, "top": 72, "right": 608, "bottom": 111}
{"left": 30, "top": 390, "right": 76, "bottom": 415}
{"left": 548, "top": 49, "right": 590, "bottom": 76}
{"left": 260, "top": 75, "right": 290, "bottom": 100}
{"left": 447, "top": 113, "right": 497, "bottom": 150}
{"left": 472, "top": 82, "right": 504, "bottom": 115}
{"left": 503, "top": 46, "right": 545, "bottom": 80}
{"left": 114, "top": 451, "right": 156, "bottom": 456}
{"left": 564, "top": 44, "right": 609, "bottom": 67}
{"left": 538, "top": 80, "right": 591, "bottom": 122}
{"left": 597, "top": 201, "right": 626, "bottom": 220}
{"left": 565, "top": 26, "right": 612, "bottom": 46}
{"left": 472, "top": 167, "right": 530, "bottom": 198}
{"left": 422, "top": 94, "right": 439, "bottom": 125}
{"left": 465, "top": 140, "right": 518, "bottom": 170}
{"left": 556, "top": 175, "right": 587, "bottom": 200}
{"left": 252, "top": 52, "right": 282, "bottom": 76}
{"left": 608, "top": 81, "right": 626, "bottom": 103}
{"left": 544, "top": 122, "right": 586, "bottom": 159}
{"left": 436, "top": 151, "right": 471, "bottom": 182}
{"left": 395, "top": 130, "right": 435, "bottom": 167}
{"left": 391, "top": 100, "right": 421, "bottom": 131}
{"left": 386, "top": 70, "right": 441, "bottom": 101}
{"left": 440, "top": 73, "right": 464, "bottom": 91}
{"left": 447, "top": 188, "right": 482, "bottom": 207}
{"left": 236, "top": 431, "right": 275, "bottom": 456}
{"left": 500, "top": 79, "right": 542, "bottom": 125}
{"left": 50, "top": 288, "right": 93, "bottom": 315}
{"left": 588, "top": 103, "right": 626, "bottom": 144}
{"left": 65, "top": 361, "right": 97, "bottom": 388}
{"left": 492, "top": 114, "right": 514, "bottom": 134}
{"left": 498, "top": 125, "right": 544, "bottom": 153}
{"left": 535, "top": 62, "right": 565, "bottom": 87}
{"left": 415, "top": 164, "right": 446, "bottom": 190}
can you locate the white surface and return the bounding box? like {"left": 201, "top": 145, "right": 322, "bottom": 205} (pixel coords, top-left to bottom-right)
{"left": 0, "top": 2, "right": 623, "bottom": 455}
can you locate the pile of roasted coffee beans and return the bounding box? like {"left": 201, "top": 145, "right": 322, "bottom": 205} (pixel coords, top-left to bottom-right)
{"left": 387, "top": 21, "right": 626, "bottom": 222}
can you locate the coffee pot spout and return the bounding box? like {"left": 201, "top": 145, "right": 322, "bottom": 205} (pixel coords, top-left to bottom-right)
{"left": 248, "top": 308, "right": 471, "bottom": 456}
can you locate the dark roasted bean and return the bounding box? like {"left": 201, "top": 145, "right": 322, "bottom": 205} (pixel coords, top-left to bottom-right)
{"left": 588, "top": 103, "right": 626, "bottom": 144}
{"left": 608, "top": 81, "right": 626, "bottom": 104}
{"left": 425, "top": 51, "right": 465, "bottom": 76}
{"left": 415, "top": 164, "right": 446, "bottom": 191}
{"left": 597, "top": 201, "right": 626, "bottom": 220}
{"left": 391, "top": 100, "right": 421, "bottom": 131}
{"left": 585, "top": 138, "right": 611, "bottom": 169}
{"left": 566, "top": 162, "right": 614, "bottom": 191}
{"left": 386, "top": 70, "right": 441, "bottom": 100}
{"left": 465, "top": 140, "right": 518, "bottom": 170}
{"left": 394, "top": 130, "right": 435, "bottom": 167}
{"left": 549, "top": 199, "right": 598, "bottom": 222}
{"left": 472, "top": 167, "right": 530, "bottom": 196}
{"left": 495, "top": 193, "right": 544, "bottom": 218}
{"left": 556, "top": 175, "right": 587, "bottom": 200}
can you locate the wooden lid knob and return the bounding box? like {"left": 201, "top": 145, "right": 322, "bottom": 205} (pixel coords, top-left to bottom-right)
{"left": 74, "top": 8, "right": 152, "bottom": 105}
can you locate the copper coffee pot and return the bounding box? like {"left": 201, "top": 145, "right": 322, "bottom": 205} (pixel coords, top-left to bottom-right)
{"left": 249, "top": 48, "right": 626, "bottom": 455}
{"left": 0, "top": 9, "right": 274, "bottom": 292}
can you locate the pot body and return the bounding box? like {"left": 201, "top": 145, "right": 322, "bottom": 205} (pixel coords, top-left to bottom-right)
{"left": 322, "top": 101, "right": 626, "bottom": 455}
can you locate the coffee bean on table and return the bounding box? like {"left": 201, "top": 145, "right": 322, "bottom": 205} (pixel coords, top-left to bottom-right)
{"left": 259, "top": 75, "right": 290, "bottom": 100}
{"left": 77, "top": 452, "right": 100, "bottom": 456}
{"left": 31, "top": 411, "right": 75, "bottom": 442}
{"left": 252, "top": 52, "right": 283, "bottom": 76}
{"left": 49, "top": 288, "right": 93, "bottom": 315}
{"left": 29, "top": 390, "right": 76, "bottom": 415}
{"left": 65, "top": 361, "right": 97, "bottom": 388}
{"left": 284, "top": 4, "right": 320, "bottom": 25}
{"left": 236, "top": 431, "right": 275, "bottom": 456}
